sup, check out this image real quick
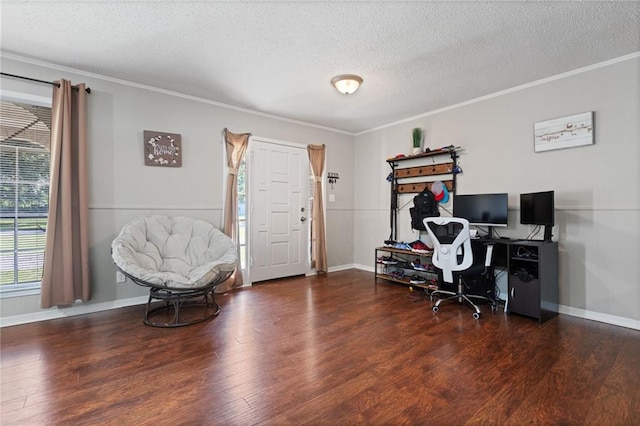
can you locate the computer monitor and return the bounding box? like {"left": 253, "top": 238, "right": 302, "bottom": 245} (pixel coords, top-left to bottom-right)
{"left": 520, "top": 190, "right": 555, "bottom": 241}
{"left": 453, "top": 193, "right": 508, "bottom": 238}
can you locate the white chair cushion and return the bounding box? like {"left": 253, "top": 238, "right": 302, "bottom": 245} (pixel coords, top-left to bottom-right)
{"left": 111, "top": 216, "right": 238, "bottom": 289}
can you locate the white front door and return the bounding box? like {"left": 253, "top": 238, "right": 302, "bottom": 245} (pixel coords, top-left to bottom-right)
{"left": 249, "top": 138, "right": 309, "bottom": 283}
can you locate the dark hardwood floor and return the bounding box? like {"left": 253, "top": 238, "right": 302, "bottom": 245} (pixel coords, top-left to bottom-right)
{"left": 1, "top": 269, "right": 639, "bottom": 425}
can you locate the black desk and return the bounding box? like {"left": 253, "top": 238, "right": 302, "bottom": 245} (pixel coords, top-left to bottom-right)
{"left": 472, "top": 237, "right": 510, "bottom": 268}
{"left": 472, "top": 238, "right": 559, "bottom": 323}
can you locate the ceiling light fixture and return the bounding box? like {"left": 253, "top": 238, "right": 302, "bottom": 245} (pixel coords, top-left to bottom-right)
{"left": 331, "top": 74, "right": 363, "bottom": 95}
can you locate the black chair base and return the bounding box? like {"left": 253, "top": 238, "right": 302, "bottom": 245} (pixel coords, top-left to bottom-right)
{"left": 116, "top": 268, "right": 234, "bottom": 327}
{"left": 431, "top": 279, "right": 497, "bottom": 319}
{"left": 144, "top": 287, "right": 220, "bottom": 328}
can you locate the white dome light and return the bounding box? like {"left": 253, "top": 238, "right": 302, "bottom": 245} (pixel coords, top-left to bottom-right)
{"left": 331, "top": 74, "right": 363, "bottom": 95}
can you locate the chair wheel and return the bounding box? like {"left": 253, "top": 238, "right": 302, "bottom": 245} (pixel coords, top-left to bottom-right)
{"left": 432, "top": 306, "right": 439, "bottom": 313}
{"left": 472, "top": 312, "right": 480, "bottom": 319}
{"left": 491, "top": 304, "right": 498, "bottom": 312}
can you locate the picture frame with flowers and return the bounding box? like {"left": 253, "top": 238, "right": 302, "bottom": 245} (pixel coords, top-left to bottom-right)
{"left": 143, "top": 130, "right": 182, "bottom": 167}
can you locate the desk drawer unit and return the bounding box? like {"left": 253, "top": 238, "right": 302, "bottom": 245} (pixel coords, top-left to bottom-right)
{"left": 507, "top": 241, "right": 558, "bottom": 323}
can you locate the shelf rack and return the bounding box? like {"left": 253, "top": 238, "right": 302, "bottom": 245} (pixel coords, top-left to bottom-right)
{"left": 386, "top": 147, "right": 461, "bottom": 241}
{"left": 375, "top": 246, "right": 441, "bottom": 291}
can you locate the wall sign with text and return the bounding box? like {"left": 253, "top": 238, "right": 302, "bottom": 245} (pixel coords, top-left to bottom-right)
{"left": 143, "top": 130, "right": 182, "bottom": 167}
{"left": 534, "top": 112, "right": 594, "bottom": 153}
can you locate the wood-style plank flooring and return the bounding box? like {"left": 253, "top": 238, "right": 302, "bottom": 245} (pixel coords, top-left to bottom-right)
{"left": 1, "top": 269, "right": 639, "bottom": 425}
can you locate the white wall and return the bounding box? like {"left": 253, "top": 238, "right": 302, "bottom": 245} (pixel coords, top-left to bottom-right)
{"left": 354, "top": 56, "right": 640, "bottom": 328}
{"left": 0, "top": 56, "right": 354, "bottom": 322}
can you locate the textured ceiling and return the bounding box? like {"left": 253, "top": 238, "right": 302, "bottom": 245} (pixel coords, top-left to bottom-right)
{"left": 1, "top": 1, "right": 639, "bottom": 134}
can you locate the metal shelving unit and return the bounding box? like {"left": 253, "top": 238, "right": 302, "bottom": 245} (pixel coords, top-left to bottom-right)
{"left": 386, "top": 147, "right": 461, "bottom": 241}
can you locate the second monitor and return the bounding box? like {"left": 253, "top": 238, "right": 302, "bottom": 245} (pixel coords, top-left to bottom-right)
{"left": 453, "top": 193, "right": 508, "bottom": 238}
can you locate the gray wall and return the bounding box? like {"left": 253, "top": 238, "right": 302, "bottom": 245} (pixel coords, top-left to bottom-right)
{"left": 2, "top": 54, "right": 638, "bottom": 329}
{"left": 353, "top": 56, "right": 640, "bottom": 327}
{"left": 0, "top": 56, "right": 355, "bottom": 320}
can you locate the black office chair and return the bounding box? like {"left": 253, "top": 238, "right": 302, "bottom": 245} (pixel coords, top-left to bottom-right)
{"left": 423, "top": 217, "right": 497, "bottom": 319}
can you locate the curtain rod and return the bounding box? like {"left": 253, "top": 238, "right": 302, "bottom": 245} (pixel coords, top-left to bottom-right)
{"left": 0, "top": 72, "right": 91, "bottom": 93}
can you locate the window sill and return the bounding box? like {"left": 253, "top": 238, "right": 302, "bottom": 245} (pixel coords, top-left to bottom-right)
{"left": 0, "top": 283, "right": 41, "bottom": 299}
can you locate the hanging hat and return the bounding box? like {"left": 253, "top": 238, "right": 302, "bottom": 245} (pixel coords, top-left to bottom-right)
{"left": 431, "top": 180, "right": 450, "bottom": 203}
{"left": 439, "top": 186, "right": 450, "bottom": 203}
{"left": 430, "top": 181, "right": 445, "bottom": 200}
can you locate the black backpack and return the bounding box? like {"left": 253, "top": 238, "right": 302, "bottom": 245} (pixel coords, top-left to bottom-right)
{"left": 410, "top": 188, "right": 440, "bottom": 231}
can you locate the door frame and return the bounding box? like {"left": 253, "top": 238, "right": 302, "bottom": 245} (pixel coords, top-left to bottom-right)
{"left": 246, "top": 136, "right": 314, "bottom": 285}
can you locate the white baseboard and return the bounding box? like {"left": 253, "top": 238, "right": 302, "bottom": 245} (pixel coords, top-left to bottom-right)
{"left": 0, "top": 296, "right": 148, "bottom": 328}
{"left": 354, "top": 263, "right": 374, "bottom": 273}
{"left": 355, "top": 264, "right": 640, "bottom": 330}
{"left": 558, "top": 304, "right": 640, "bottom": 330}
{"left": 328, "top": 264, "right": 356, "bottom": 273}
{"left": 3, "top": 274, "right": 638, "bottom": 332}
{"left": 305, "top": 264, "right": 357, "bottom": 276}
{"left": 1, "top": 267, "right": 360, "bottom": 327}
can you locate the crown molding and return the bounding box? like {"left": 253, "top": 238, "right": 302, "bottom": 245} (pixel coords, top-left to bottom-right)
{"left": 0, "top": 51, "right": 355, "bottom": 136}
{"left": 356, "top": 51, "right": 640, "bottom": 136}
{"left": 3, "top": 50, "right": 638, "bottom": 138}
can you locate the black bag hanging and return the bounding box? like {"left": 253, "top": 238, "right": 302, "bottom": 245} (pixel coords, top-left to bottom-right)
{"left": 410, "top": 188, "right": 440, "bottom": 230}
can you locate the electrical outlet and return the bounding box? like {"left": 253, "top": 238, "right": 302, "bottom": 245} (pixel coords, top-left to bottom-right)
{"left": 116, "top": 271, "right": 126, "bottom": 283}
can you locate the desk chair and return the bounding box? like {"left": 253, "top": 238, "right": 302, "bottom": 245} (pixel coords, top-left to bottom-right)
{"left": 423, "top": 217, "right": 497, "bottom": 319}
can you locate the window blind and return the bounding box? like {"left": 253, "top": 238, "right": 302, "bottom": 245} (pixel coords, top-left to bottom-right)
{"left": 0, "top": 101, "right": 51, "bottom": 287}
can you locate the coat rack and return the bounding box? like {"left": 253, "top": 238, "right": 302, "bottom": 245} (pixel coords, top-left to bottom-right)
{"left": 327, "top": 172, "right": 340, "bottom": 189}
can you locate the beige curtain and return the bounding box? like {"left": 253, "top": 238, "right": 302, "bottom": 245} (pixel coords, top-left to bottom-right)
{"left": 41, "top": 80, "right": 90, "bottom": 308}
{"left": 217, "top": 128, "right": 251, "bottom": 292}
{"left": 307, "top": 144, "right": 328, "bottom": 273}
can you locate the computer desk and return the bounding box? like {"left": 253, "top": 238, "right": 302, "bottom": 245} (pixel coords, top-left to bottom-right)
{"left": 471, "top": 237, "right": 559, "bottom": 323}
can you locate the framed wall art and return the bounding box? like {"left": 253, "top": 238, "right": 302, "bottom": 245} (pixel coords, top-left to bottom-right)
{"left": 534, "top": 112, "right": 594, "bottom": 153}
{"left": 143, "top": 130, "right": 182, "bottom": 167}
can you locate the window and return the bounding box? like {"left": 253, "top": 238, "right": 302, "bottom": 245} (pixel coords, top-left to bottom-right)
{"left": 237, "top": 157, "right": 247, "bottom": 270}
{"left": 0, "top": 100, "right": 51, "bottom": 294}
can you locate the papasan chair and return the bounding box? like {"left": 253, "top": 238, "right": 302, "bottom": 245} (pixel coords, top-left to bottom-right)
{"left": 111, "top": 215, "right": 238, "bottom": 327}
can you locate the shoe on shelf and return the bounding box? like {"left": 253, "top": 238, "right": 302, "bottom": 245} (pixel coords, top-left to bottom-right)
{"left": 393, "top": 242, "right": 412, "bottom": 251}
{"left": 384, "top": 239, "right": 397, "bottom": 247}
{"left": 378, "top": 256, "right": 398, "bottom": 265}
{"left": 409, "top": 275, "right": 426, "bottom": 284}
{"left": 409, "top": 240, "right": 432, "bottom": 253}
{"left": 395, "top": 261, "right": 412, "bottom": 269}
{"left": 411, "top": 259, "right": 429, "bottom": 271}
{"left": 389, "top": 269, "right": 405, "bottom": 280}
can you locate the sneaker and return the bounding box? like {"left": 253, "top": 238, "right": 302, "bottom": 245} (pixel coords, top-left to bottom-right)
{"left": 378, "top": 256, "right": 398, "bottom": 265}
{"left": 390, "top": 270, "right": 405, "bottom": 280}
{"left": 393, "top": 242, "right": 412, "bottom": 251}
{"left": 411, "top": 259, "right": 430, "bottom": 271}
{"left": 409, "top": 275, "right": 426, "bottom": 284}
{"left": 395, "top": 261, "right": 412, "bottom": 269}
{"left": 409, "top": 240, "right": 432, "bottom": 254}
{"left": 384, "top": 239, "right": 397, "bottom": 247}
